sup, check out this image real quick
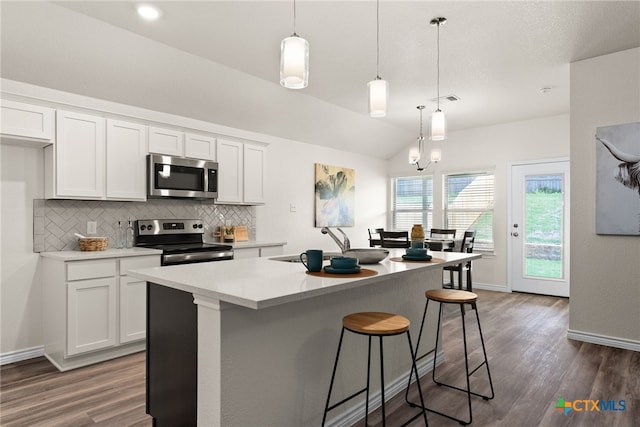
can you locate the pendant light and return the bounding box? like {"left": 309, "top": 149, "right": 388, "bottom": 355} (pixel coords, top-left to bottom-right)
{"left": 430, "top": 17, "right": 447, "bottom": 140}
{"left": 280, "top": 0, "right": 309, "bottom": 89}
{"left": 368, "top": 0, "right": 388, "bottom": 117}
{"left": 409, "top": 105, "right": 442, "bottom": 171}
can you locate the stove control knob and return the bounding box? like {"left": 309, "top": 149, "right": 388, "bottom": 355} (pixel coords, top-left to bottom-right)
{"left": 193, "top": 224, "right": 198, "bottom": 229}
{"left": 140, "top": 225, "right": 146, "bottom": 231}
{"left": 198, "top": 224, "right": 203, "bottom": 229}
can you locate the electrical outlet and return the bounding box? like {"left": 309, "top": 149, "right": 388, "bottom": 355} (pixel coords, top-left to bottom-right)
{"left": 87, "top": 221, "right": 97, "bottom": 235}
{"left": 289, "top": 203, "right": 297, "bottom": 213}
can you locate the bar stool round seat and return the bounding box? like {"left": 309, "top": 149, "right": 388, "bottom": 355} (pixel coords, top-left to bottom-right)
{"left": 425, "top": 289, "right": 477, "bottom": 304}
{"left": 406, "top": 289, "right": 494, "bottom": 426}
{"left": 343, "top": 312, "right": 410, "bottom": 335}
{"left": 322, "top": 312, "right": 428, "bottom": 427}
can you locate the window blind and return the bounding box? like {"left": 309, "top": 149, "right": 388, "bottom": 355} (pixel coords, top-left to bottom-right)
{"left": 444, "top": 172, "right": 495, "bottom": 252}
{"left": 391, "top": 176, "right": 433, "bottom": 231}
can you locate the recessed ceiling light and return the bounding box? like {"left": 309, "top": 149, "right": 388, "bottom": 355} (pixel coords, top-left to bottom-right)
{"left": 137, "top": 4, "right": 161, "bottom": 21}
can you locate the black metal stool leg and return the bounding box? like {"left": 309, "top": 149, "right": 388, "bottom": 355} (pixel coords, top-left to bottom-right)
{"left": 431, "top": 303, "right": 443, "bottom": 384}
{"left": 365, "top": 336, "right": 372, "bottom": 426}
{"left": 322, "top": 327, "right": 346, "bottom": 427}
{"left": 461, "top": 304, "right": 473, "bottom": 424}
{"left": 405, "top": 298, "right": 429, "bottom": 404}
{"left": 404, "top": 331, "right": 429, "bottom": 426}
{"left": 379, "top": 336, "right": 386, "bottom": 427}
{"left": 473, "top": 302, "right": 495, "bottom": 400}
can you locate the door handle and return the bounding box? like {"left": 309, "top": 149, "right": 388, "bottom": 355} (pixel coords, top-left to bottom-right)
{"left": 511, "top": 232, "right": 519, "bottom": 237}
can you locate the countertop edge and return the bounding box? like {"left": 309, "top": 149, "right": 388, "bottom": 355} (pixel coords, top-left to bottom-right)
{"left": 40, "top": 247, "right": 163, "bottom": 261}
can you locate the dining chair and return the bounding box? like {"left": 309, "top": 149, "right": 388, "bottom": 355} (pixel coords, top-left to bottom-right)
{"left": 443, "top": 230, "right": 476, "bottom": 291}
{"left": 429, "top": 228, "right": 457, "bottom": 251}
{"left": 380, "top": 231, "right": 410, "bottom": 248}
{"left": 367, "top": 228, "right": 384, "bottom": 247}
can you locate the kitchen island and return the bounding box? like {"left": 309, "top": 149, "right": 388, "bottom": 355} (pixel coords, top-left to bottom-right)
{"left": 129, "top": 249, "right": 481, "bottom": 426}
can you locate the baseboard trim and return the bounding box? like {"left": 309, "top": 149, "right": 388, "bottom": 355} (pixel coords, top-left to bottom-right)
{"left": 472, "top": 283, "right": 510, "bottom": 292}
{"left": 0, "top": 346, "right": 45, "bottom": 365}
{"left": 567, "top": 329, "right": 640, "bottom": 352}
{"left": 325, "top": 350, "right": 444, "bottom": 427}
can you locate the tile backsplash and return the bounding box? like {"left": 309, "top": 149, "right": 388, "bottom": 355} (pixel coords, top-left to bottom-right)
{"left": 33, "top": 199, "right": 255, "bottom": 252}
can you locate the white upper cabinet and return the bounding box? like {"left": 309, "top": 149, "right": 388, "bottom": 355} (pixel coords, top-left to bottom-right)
{"left": 0, "top": 99, "right": 54, "bottom": 146}
{"left": 106, "top": 119, "right": 147, "bottom": 200}
{"left": 148, "top": 126, "right": 184, "bottom": 156}
{"left": 149, "top": 127, "right": 216, "bottom": 160}
{"left": 185, "top": 132, "right": 216, "bottom": 160}
{"left": 47, "top": 111, "right": 147, "bottom": 201}
{"left": 217, "top": 139, "right": 266, "bottom": 205}
{"left": 216, "top": 138, "right": 243, "bottom": 203}
{"left": 54, "top": 110, "right": 106, "bottom": 198}
{"left": 243, "top": 144, "right": 266, "bottom": 204}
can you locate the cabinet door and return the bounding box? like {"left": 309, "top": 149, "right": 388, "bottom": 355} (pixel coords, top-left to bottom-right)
{"left": 148, "top": 126, "right": 184, "bottom": 156}
{"left": 106, "top": 119, "right": 147, "bottom": 200}
{"left": 119, "top": 256, "right": 159, "bottom": 343}
{"left": 56, "top": 111, "right": 106, "bottom": 198}
{"left": 216, "top": 139, "right": 243, "bottom": 203}
{"left": 119, "top": 277, "right": 147, "bottom": 343}
{"left": 0, "top": 99, "right": 54, "bottom": 144}
{"left": 67, "top": 277, "right": 116, "bottom": 356}
{"left": 185, "top": 133, "right": 216, "bottom": 160}
{"left": 243, "top": 144, "right": 266, "bottom": 204}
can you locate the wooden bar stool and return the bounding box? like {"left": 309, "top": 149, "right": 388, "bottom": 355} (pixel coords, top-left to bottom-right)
{"left": 322, "top": 312, "right": 428, "bottom": 426}
{"left": 406, "top": 289, "right": 494, "bottom": 425}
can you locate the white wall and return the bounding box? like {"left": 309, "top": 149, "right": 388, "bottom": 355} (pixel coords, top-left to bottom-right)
{"left": 388, "top": 114, "right": 570, "bottom": 289}
{"left": 257, "top": 140, "right": 387, "bottom": 254}
{"left": 569, "top": 47, "right": 640, "bottom": 347}
{"left": 0, "top": 144, "right": 44, "bottom": 355}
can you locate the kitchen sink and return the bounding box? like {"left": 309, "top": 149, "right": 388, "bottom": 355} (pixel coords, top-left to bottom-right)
{"left": 270, "top": 253, "right": 342, "bottom": 263}
{"left": 270, "top": 249, "right": 389, "bottom": 264}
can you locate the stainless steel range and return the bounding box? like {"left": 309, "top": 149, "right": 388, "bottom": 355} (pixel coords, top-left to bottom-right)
{"left": 135, "top": 219, "right": 233, "bottom": 266}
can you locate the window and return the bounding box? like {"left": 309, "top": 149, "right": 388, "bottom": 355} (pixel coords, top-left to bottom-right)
{"left": 444, "top": 172, "right": 495, "bottom": 252}
{"left": 391, "top": 176, "right": 433, "bottom": 231}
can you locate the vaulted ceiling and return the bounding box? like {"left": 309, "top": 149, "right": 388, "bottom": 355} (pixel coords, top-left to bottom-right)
{"left": 2, "top": 1, "right": 639, "bottom": 158}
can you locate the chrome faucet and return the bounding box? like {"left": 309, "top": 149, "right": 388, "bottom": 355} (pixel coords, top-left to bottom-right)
{"left": 320, "top": 227, "right": 351, "bottom": 252}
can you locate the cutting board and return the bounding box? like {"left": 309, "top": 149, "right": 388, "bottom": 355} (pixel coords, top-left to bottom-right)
{"left": 233, "top": 226, "right": 249, "bottom": 242}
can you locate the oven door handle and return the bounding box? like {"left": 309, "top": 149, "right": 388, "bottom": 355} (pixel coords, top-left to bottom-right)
{"left": 163, "top": 251, "right": 234, "bottom": 265}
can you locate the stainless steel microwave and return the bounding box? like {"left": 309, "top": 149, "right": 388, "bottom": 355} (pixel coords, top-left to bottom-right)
{"left": 148, "top": 154, "right": 218, "bottom": 200}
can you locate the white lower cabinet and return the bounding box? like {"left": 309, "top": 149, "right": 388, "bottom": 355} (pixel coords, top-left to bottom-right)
{"left": 67, "top": 277, "right": 117, "bottom": 356}
{"left": 42, "top": 254, "right": 160, "bottom": 371}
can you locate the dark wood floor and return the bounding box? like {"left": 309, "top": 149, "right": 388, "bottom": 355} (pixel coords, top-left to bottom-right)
{"left": 1, "top": 290, "right": 638, "bottom": 426}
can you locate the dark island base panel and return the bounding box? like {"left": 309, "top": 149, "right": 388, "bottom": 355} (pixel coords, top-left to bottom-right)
{"left": 147, "top": 283, "right": 198, "bottom": 427}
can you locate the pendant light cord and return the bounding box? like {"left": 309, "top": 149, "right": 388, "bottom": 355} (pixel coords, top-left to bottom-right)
{"left": 293, "top": 0, "right": 297, "bottom": 35}
{"left": 436, "top": 21, "right": 440, "bottom": 111}
{"left": 376, "top": 0, "right": 380, "bottom": 79}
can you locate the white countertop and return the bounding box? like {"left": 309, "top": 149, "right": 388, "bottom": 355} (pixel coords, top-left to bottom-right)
{"left": 40, "top": 247, "right": 162, "bottom": 261}
{"left": 227, "top": 240, "right": 287, "bottom": 249}
{"left": 129, "top": 249, "right": 480, "bottom": 310}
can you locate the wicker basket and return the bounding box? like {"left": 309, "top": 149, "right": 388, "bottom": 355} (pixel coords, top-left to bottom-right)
{"left": 78, "top": 237, "right": 108, "bottom": 251}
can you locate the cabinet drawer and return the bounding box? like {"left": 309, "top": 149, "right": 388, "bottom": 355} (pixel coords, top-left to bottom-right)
{"left": 120, "top": 256, "right": 160, "bottom": 276}
{"left": 67, "top": 259, "right": 116, "bottom": 281}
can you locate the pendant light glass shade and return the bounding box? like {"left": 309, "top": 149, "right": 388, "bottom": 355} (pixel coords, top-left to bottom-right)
{"left": 409, "top": 147, "right": 421, "bottom": 164}
{"left": 431, "top": 109, "right": 446, "bottom": 141}
{"left": 430, "top": 148, "right": 442, "bottom": 162}
{"left": 368, "top": 78, "right": 388, "bottom": 117}
{"left": 280, "top": 34, "right": 309, "bottom": 89}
